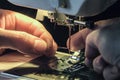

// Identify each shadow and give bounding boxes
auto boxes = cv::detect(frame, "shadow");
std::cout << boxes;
[4,53,105,80]
[5,55,60,76]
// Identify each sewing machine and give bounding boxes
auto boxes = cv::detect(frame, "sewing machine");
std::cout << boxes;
[0,0,104,80]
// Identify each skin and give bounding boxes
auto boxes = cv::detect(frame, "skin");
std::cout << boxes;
[0,9,57,57]
[67,18,120,80]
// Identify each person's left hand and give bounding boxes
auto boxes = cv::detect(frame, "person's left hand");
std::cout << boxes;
[0,9,57,57]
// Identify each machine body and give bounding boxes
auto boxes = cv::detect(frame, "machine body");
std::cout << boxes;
[8,0,118,28]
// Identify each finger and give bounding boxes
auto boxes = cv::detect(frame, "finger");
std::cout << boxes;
[0,9,47,39]
[14,10,58,56]
[0,29,56,56]
[93,55,107,74]
[103,66,120,80]
[15,17,57,56]
[44,40,58,57]
[85,30,100,67]
[3,9,54,50]
[67,28,92,51]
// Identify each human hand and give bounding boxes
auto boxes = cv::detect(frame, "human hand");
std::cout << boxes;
[67,19,120,80]
[0,9,57,57]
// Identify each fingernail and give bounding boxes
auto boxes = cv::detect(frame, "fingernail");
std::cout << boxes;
[34,40,47,53]
[24,54,31,58]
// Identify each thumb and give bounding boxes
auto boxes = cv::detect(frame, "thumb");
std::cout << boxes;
[67,28,92,51]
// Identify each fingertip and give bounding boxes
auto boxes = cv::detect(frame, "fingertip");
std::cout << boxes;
[34,39,58,57]
[34,39,47,54]
[66,28,92,51]
[93,56,107,74]
[66,33,85,51]
[85,58,93,67]
[45,41,58,57]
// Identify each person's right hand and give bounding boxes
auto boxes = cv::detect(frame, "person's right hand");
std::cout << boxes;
[67,19,120,80]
